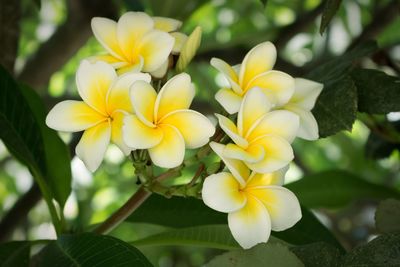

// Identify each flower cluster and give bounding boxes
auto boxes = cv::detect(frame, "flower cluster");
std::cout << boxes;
[46,12,214,171]
[202,42,323,248]
[45,11,323,250]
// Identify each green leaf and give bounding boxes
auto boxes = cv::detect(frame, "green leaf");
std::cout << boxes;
[286,170,400,209]
[320,0,342,34]
[0,241,30,267]
[36,233,153,267]
[20,85,72,207]
[204,243,304,267]
[312,76,357,137]
[131,225,240,249]
[128,195,343,250]
[342,232,400,266]
[273,207,344,252]
[0,65,46,176]
[290,242,342,267]
[375,199,400,234]
[128,195,226,227]
[307,42,377,137]
[351,68,400,114]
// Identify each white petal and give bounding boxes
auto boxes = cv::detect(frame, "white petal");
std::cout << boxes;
[239,41,277,88]
[228,196,271,249]
[210,142,249,186]
[107,72,151,114]
[139,30,175,72]
[153,17,182,32]
[210,58,241,94]
[130,80,157,127]
[290,78,323,110]
[238,87,271,137]
[247,110,300,143]
[202,172,246,213]
[75,121,111,172]
[150,59,169,78]
[215,88,243,115]
[284,104,319,140]
[110,111,131,155]
[76,60,117,115]
[117,12,154,60]
[245,71,295,107]
[155,73,194,121]
[91,17,124,60]
[223,143,265,164]
[246,135,294,173]
[248,186,302,231]
[247,167,288,188]
[46,100,105,132]
[122,115,163,149]
[170,32,188,54]
[148,125,185,168]
[160,110,215,148]
[215,114,248,148]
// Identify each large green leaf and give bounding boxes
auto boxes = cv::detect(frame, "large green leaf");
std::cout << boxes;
[351,68,400,114]
[375,199,400,234]
[0,241,30,267]
[128,195,226,227]
[312,76,357,137]
[273,207,344,251]
[20,85,71,207]
[307,42,377,137]
[290,242,342,267]
[36,233,152,267]
[131,225,240,249]
[320,0,342,34]
[204,243,304,267]
[0,65,46,175]
[342,232,400,266]
[127,195,343,250]
[286,170,400,209]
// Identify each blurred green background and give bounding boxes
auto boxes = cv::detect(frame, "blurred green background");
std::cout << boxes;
[1,0,399,266]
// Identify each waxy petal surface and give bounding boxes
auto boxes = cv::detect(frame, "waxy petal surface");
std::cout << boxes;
[202,172,246,213]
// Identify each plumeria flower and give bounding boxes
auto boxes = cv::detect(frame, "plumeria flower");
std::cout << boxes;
[281,78,323,140]
[202,142,301,249]
[211,41,295,114]
[91,12,174,74]
[46,60,151,172]
[123,73,215,168]
[215,87,299,173]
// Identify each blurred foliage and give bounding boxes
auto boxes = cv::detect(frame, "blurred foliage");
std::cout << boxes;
[0,0,400,266]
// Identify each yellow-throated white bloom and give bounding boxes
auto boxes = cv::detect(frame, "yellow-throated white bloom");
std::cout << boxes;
[211,41,295,114]
[215,87,299,173]
[202,142,301,249]
[123,73,215,168]
[91,12,175,74]
[282,78,323,140]
[46,60,150,172]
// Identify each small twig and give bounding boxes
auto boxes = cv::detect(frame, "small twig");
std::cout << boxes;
[188,163,205,187]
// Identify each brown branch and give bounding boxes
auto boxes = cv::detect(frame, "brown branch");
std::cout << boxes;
[0,184,41,242]
[347,0,400,51]
[18,0,118,92]
[0,0,21,74]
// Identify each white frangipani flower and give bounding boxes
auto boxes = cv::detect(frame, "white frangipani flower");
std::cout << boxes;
[202,142,301,249]
[123,73,215,168]
[91,12,175,74]
[46,60,151,171]
[215,87,299,173]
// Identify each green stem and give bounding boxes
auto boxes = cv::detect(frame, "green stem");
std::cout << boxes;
[31,169,62,236]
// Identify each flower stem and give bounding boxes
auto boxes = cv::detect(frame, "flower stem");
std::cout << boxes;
[93,186,152,235]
